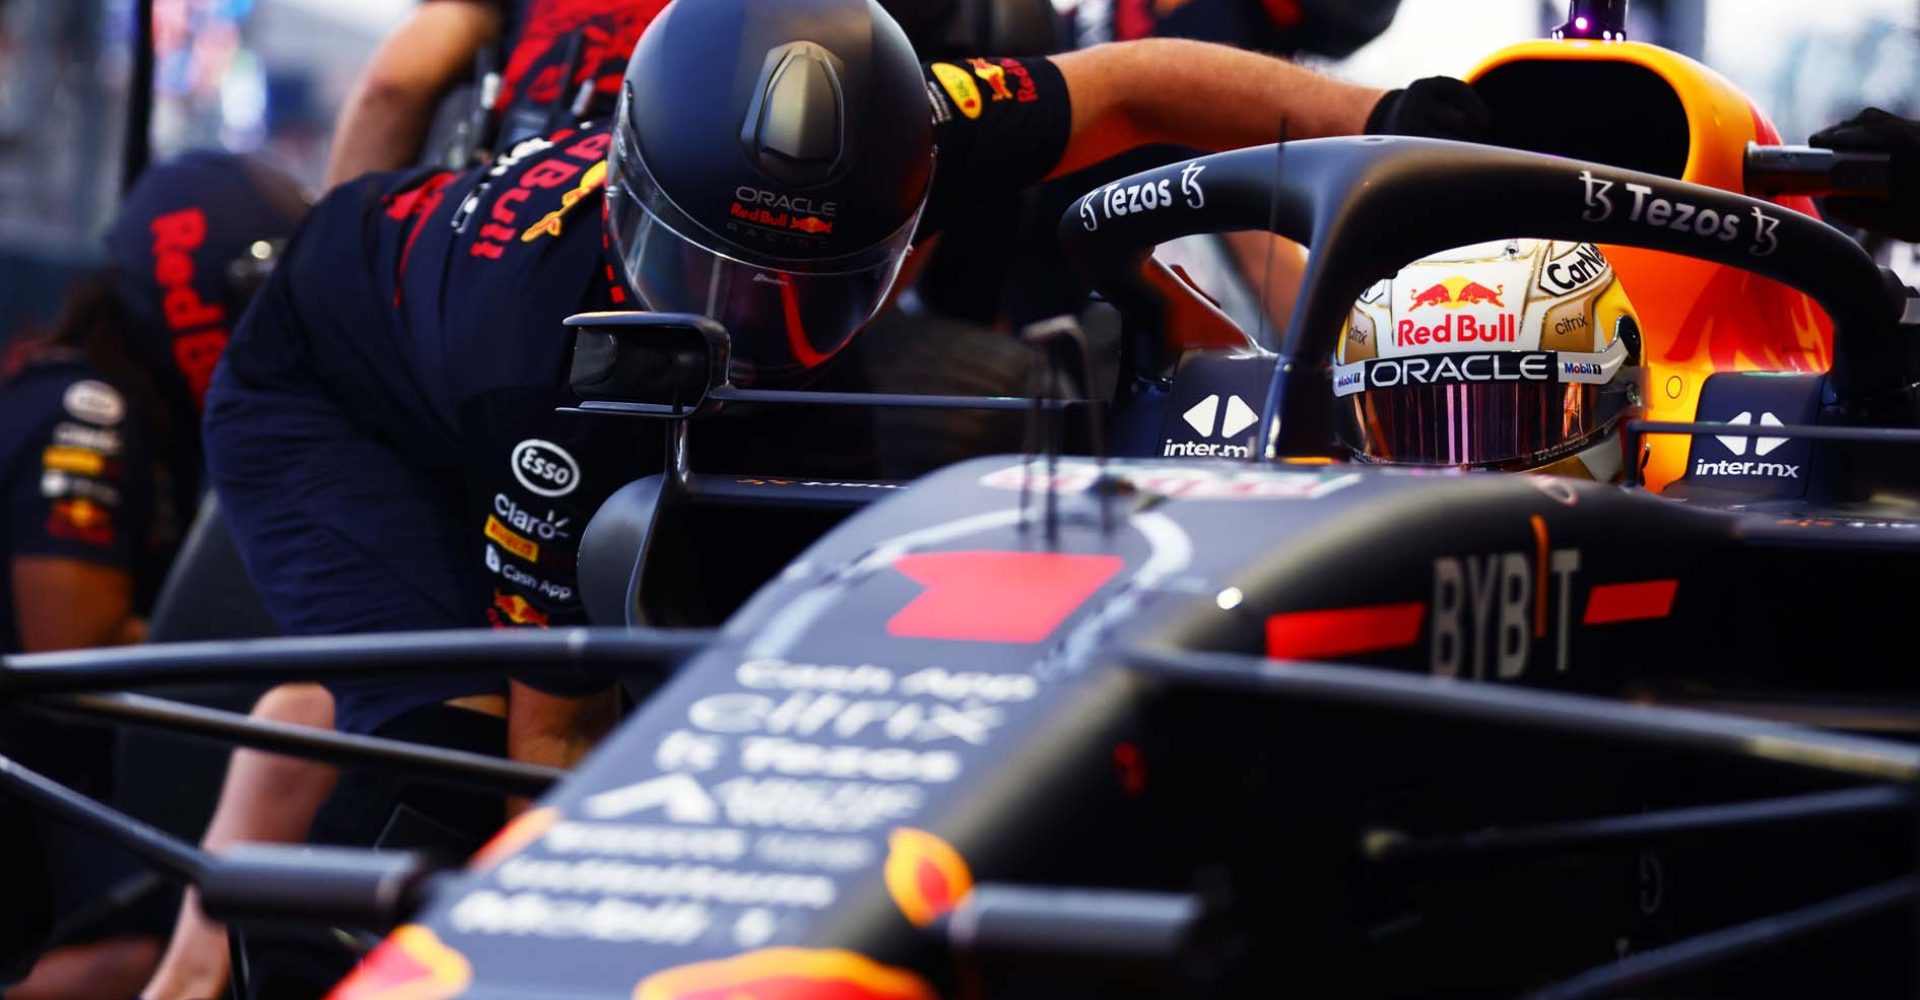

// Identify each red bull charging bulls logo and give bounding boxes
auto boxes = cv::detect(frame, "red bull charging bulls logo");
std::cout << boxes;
[1399,275,1517,348]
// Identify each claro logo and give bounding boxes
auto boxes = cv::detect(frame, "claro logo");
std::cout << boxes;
[735,187,837,218]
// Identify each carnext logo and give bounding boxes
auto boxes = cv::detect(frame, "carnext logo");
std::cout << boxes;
[1694,411,1800,479]
[1165,394,1258,458]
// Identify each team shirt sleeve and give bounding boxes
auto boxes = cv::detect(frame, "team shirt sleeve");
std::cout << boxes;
[5,378,154,574]
[919,56,1073,234]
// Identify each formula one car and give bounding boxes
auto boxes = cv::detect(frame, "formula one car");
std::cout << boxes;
[7,3,1920,998]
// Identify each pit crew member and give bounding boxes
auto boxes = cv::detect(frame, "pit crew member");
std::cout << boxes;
[0,151,305,1000]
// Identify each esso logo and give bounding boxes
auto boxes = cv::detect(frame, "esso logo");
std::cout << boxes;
[511,439,579,497]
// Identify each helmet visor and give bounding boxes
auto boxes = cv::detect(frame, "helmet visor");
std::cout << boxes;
[1332,340,1637,468]
[607,117,922,383]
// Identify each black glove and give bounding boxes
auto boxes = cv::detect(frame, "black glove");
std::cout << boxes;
[1364,76,1495,143]
[1810,107,1920,242]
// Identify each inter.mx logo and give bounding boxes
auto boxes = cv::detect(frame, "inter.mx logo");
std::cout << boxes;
[1164,394,1258,458]
[1694,411,1799,479]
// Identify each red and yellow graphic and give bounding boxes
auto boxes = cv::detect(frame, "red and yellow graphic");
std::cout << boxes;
[489,589,551,628]
[1407,276,1506,311]
[791,215,834,235]
[968,58,1012,101]
[883,827,973,928]
[324,925,471,1000]
[521,160,609,243]
[46,498,114,546]
[1468,40,1832,491]
[929,63,982,119]
[634,947,938,1000]
[484,514,539,562]
[41,446,105,477]
[1265,602,1426,660]
[469,806,557,871]
[886,550,1123,644]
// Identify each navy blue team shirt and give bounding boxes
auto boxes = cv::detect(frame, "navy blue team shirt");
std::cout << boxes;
[207,57,1072,735]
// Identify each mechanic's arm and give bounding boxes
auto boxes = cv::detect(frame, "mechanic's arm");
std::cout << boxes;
[1046,39,1382,178]
[11,559,137,651]
[324,0,503,187]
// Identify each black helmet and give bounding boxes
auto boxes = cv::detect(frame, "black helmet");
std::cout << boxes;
[608,0,935,383]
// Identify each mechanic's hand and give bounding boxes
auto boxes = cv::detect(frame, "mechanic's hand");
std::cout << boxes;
[1364,77,1494,143]
[1811,107,1920,242]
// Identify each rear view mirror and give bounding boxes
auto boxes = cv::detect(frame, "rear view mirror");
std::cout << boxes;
[566,311,731,417]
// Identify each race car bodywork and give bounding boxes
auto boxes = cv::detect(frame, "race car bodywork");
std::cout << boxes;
[1466,37,1833,491]
[332,131,1920,997]
[334,451,1920,998]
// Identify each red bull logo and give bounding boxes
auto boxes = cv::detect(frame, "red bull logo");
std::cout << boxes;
[633,947,937,1000]
[1408,276,1507,311]
[324,925,471,1000]
[1395,312,1519,348]
[968,58,1013,101]
[520,160,609,243]
[489,590,550,628]
[883,828,973,928]
[791,215,834,235]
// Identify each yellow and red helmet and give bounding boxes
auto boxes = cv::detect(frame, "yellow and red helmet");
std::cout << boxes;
[1464,40,1830,491]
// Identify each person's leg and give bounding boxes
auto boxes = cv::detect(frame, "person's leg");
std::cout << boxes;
[6,936,160,1000]
[138,684,335,1000]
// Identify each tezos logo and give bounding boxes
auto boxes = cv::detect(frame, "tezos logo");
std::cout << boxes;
[1079,160,1206,231]
[1578,169,1780,257]
[511,439,580,497]
[735,187,837,218]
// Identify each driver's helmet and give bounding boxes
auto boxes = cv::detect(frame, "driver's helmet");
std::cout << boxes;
[1333,239,1643,478]
[607,0,934,384]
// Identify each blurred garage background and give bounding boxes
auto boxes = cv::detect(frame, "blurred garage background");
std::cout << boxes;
[1,0,1915,342]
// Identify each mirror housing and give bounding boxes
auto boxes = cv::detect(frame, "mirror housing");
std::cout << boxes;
[566,311,731,418]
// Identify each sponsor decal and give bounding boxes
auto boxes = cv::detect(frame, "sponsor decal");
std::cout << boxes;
[494,855,837,909]
[62,381,124,425]
[885,550,1124,643]
[930,62,982,119]
[633,947,937,1000]
[1165,393,1258,458]
[41,446,106,477]
[545,822,749,863]
[486,545,575,601]
[1266,602,1426,660]
[755,833,874,872]
[994,57,1038,102]
[1332,352,1553,397]
[484,514,540,563]
[1395,311,1517,349]
[39,470,120,506]
[1408,276,1506,312]
[686,691,1004,746]
[494,494,571,540]
[735,478,904,490]
[1695,411,1798,479]
[1537,243,1610,296]
[729,203,835,236]
[468,807,559,871]
[52,422,121,455]
[489,589,551,628]
[47,498,114,545]
[448,889,710,943]
[739,737,961,784]
[149,210,230,405]
[736,658,1037,703]
[1578,169,1779,256]
[586,774,722,823]
[969,57,1013,100]
[519,160,609,243]
[924,81,954,125]
[1583,580,1678,625]
[1077,160,1205,231]
[883,828,972,928]
[510,439,580,497]
[321,924,470,1000]
[978,461,1360,501]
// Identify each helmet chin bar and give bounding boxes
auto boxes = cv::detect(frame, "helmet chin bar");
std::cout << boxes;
[1055,137,1908,463]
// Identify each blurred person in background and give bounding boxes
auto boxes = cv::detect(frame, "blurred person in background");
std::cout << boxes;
[0,151,306,1000]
